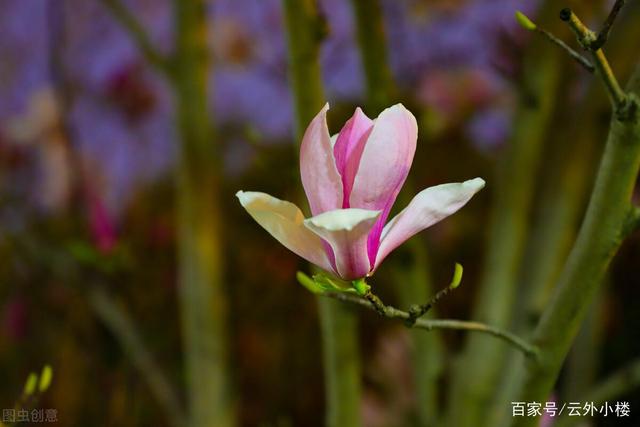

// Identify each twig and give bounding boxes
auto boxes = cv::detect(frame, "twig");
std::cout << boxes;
[515,11,594,73]
[98,0,170,73]
[560,8,628,110]
[87,287,184,427]
[325,292,538,358]
[536,27,595,72]
[592,0,627,50]
[405,263,463,326]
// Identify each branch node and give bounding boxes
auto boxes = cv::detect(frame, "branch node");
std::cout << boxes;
[560,8,627,110]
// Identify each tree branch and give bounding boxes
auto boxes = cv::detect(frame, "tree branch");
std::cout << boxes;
[592,0,628,50]
[560,8,627,111]
[98,0,170,73]
[515,11,594,72]
[87,286,184,427]
[324,292,538,358]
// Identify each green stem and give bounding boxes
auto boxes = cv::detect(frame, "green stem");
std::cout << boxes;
[350,0,395,113]
[173,1,234,426]
[394,244,442,427]
[349,2,441,424]
[318,299,362,427]
[488,86,602,427]
[448,6,563,424]
[512,68,640,427]
[282,2,362,426]
[87,287,184,427]
[560,8,627,109]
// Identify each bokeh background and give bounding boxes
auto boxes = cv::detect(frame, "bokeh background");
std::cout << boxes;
[1,0,639,426]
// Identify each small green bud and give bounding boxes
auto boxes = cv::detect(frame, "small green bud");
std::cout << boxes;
[450,263,464,289]
[515,11,536,31]
[39,365,53,393]
[23,372,38,396]
[351,278,370,296]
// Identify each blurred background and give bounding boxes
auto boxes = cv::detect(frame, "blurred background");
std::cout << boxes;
[1,0,639,426]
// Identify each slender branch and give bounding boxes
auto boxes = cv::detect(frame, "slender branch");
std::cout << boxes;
[592,0,627,50]
[560,8,627,110]
[535,27,594,72]
[405,263,463,326]
[98,0,170,72]
[87,287,184,427]
[325,292,538,358]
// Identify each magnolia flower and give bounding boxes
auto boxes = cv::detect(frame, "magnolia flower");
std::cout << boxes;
[237,104,484,280]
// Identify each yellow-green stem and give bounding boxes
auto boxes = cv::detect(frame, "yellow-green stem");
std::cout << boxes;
[282,1,362,426]
[448,6,563,424]
[173,1,234,426]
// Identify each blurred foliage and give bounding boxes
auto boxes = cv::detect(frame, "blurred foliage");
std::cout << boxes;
[0,0,639,426]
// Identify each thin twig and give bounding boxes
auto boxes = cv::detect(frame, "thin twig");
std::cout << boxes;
[98,0,170,73]
[535,27,595,72]
[592,0,627,51]
[87,287,185,427]
[325,292,538,358]
[560,8,627,110]
[405,263,463,326]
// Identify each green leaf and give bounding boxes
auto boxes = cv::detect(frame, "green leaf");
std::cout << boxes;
[38,365,53,393]
[23,372,38,396]
[515,11,537,31]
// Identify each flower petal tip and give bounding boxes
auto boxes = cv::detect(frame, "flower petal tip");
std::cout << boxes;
[464,178,486,191]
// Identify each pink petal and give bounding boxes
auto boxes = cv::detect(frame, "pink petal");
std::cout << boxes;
[333,107,374,208]
[236,191,336,275]
[373,178,485,270]
[300,103,344,215]
[304,208,380,280]
[348,104,418,264]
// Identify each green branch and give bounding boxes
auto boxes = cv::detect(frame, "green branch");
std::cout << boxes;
[448,5,564,424]
[350,0,395,113]
[560,8,627,110]
[512,58,640,426]
[323,291,538,358]
[282,2,362,426]
[88,287,184,427]
[172,1,234,426]
[592,0,628,50]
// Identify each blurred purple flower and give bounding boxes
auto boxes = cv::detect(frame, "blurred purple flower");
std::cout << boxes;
[467,107,512,150]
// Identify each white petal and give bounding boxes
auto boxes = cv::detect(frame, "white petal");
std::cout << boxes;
[374,178,485,270]
[304,209,380,280]
[236,191,334,273]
